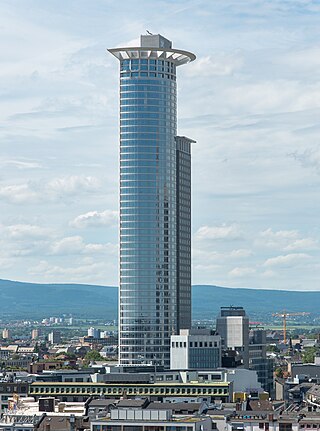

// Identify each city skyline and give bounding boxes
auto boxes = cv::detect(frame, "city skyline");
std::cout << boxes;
[1,0,320,291]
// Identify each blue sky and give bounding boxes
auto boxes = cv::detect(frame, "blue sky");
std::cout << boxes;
[1,0,320,290]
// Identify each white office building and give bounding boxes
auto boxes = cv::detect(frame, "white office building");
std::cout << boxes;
[170,329,221,370]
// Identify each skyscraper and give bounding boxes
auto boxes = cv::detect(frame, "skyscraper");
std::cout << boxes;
[108,34,195,367]
[216,306,250,368]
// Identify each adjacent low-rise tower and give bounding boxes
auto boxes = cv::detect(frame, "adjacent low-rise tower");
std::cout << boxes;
[108,34,195,367]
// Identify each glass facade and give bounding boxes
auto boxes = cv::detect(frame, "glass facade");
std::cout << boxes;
[176,137,193,331]
[109,35,195,367]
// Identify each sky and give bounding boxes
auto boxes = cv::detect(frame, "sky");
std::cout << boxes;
[1,0,320,290]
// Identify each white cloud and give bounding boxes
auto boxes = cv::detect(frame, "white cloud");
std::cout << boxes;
[46,175,101,195]
[0,175,102,205]
[193,263,222,272]
[187,53,243,77]
[217,80,320,115]
[230,249,252,258]
[83,242,118,255]
[284,238,318,251]
[195,224,241,241]
[263,253,310,267]
[261,269,277,278]
[281,46,320,72]
[0,257,14,269]
[28,256,117,284]
[5,224,51,240]
[260,228,299,241]
[229,267,256,277]
[50,236,85,255]
[0,184,39,204]
[50,235,117,256]
[0,159,42,169]
[257,228,318,252]
[70,209,118,228]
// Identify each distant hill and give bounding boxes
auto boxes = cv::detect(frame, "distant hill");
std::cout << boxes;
[0,279,319,320]
[0,279,117,319]
[192,285,320,319]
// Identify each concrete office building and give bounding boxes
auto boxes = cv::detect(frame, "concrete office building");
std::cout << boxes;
[31,329,39,340]
[91,404,212,431]
[48,331,61,345]
[109,34,195,367]
[170,329,221,370]
[216,306,249,368]
[87,328,101,339]
[2,329,11,340]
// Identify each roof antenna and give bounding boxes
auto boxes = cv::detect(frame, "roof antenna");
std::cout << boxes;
[146,30,153,35]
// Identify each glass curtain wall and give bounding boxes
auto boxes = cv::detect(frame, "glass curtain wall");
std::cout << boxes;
[119,58,177,366]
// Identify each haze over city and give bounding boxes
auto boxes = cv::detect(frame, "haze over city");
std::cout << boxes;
[1,0,320,290]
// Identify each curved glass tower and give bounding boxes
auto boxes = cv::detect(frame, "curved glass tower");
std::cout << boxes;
[109,34,195,367]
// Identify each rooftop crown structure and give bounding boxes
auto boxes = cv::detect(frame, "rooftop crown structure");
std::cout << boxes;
[108,34,195,368]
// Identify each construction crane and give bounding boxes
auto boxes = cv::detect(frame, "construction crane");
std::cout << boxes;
[272,311,310,344]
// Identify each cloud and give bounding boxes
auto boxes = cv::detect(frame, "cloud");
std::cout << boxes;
[0,159,42,169]
[230,249,252,258]
[28,258,116,284]
[46,175,101,195]
[50,235,117,256]
[284,238,318,251]
[192,247,253,266]
[50,236,85,255]
[263,253,310,267]
[70,209,118,228]
[0,175,102,204]
[0,257,14,269]
[260,228,298,241]
[256,228,299,249]
[229,267,256,277]
[291,147,320,174]
[0,184,39,204]
[0,224,51,258]
[5,224,51,240]
[195,224,241,241]
[257,228,317,252]
[261,269,277,278]
[281,46,320,72]
[187,53,243,77]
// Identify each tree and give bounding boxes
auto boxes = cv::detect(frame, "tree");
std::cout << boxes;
[267,345,280,353]
[302,347,318,364]
[275,367,284,378]
[84,350,104,363]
